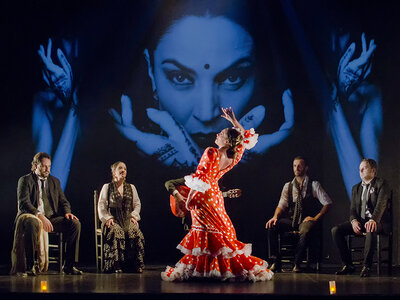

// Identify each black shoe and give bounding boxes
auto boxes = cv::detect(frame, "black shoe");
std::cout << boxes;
[335,264,355,275]
[134,268,143,273]
[292,264,302,273]
[360,266,370,278]
[269,263,282,273]
[63,266,83,275]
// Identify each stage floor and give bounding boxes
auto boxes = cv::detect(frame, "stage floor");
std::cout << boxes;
[0,265,399,299]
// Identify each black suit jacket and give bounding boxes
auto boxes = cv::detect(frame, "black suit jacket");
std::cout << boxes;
[349,177,390,225]
[16,172,71,220]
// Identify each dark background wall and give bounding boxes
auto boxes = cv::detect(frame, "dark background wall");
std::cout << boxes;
[1,0,399,268]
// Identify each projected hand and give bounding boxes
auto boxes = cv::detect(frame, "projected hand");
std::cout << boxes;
[38,38,73,101]
[337,33,376,98]
[110,95,202,168]
[242,89,294,158]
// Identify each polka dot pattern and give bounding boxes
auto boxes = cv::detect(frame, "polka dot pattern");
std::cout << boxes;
[162,130,273,282]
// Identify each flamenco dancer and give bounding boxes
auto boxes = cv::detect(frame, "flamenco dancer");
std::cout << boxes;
[162,107,273,282]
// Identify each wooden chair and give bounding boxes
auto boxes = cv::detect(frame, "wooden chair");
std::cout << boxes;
[278,230,322,271]
[48,232,64,273]
[93,190,104,272]
[267,225,323,272]
[348,191,393,276]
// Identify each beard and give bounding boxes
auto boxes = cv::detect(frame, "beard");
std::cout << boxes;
[39,172,50,178]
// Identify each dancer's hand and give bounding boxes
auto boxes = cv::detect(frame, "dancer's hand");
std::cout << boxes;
[110,95,202,168]
[221,107,243,131]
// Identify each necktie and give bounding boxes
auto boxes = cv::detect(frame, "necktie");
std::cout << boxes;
[361,184,369,220]
[41,179,53,217]
[292,181,303,228]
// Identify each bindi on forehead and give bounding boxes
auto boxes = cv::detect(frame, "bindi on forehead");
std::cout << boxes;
[204,64,210,70]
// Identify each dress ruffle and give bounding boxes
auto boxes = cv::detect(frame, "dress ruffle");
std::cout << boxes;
[161,256,272,282]
[184,175,211,193]
[161,227,273,282]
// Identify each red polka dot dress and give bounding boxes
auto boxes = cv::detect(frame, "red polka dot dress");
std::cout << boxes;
[161,129,273,282]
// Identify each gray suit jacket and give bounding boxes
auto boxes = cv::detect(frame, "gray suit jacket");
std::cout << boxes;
[16,172,71,221]
[349,177,390,225]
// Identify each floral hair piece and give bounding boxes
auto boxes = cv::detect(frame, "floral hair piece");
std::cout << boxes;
[232,127,258,150]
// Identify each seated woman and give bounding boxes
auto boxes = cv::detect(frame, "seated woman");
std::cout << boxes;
[98,161,145,273]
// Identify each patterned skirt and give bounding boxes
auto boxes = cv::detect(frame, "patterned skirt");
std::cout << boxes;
[103,221,145,272]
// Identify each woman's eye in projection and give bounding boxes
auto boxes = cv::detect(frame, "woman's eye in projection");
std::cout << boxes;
[164,69,195,89]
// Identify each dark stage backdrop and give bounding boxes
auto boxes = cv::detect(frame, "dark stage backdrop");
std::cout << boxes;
[1,0,399,268]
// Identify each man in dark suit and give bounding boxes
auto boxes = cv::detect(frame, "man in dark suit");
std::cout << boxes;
[332,158,391,277]
[13,152,82,275]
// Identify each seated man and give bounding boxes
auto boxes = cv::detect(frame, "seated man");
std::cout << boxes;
[11,152,82,276]
[265,156,332,272]
[331,158,391,277]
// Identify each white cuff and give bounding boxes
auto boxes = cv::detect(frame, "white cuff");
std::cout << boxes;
[184,175,211,193]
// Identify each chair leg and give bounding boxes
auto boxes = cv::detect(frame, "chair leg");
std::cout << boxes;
[95,236,99,272]
[377,235,381,276]
[100,236,104,272]
[277,233,281,263]
[59,233,63,273]
[388,234,393,276]
[267,230,271,260]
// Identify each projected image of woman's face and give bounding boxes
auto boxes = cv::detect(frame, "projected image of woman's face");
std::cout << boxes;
[149,16,255,140]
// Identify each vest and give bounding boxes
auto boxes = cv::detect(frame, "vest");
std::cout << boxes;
[287,179,322,222]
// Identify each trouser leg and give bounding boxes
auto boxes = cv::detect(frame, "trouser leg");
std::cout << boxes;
[267,218,294,263]
[362,222,386,268]
[331,221,354,266]
[363,231,378,267]
[23,218,40,269]
[50,216,81,267]
[294,220,317,265]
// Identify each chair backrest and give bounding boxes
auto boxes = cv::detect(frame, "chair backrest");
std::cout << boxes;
[386,189,393,234]
[93,189,104,272]
[388,190,393,224]
[94,190,101,230]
